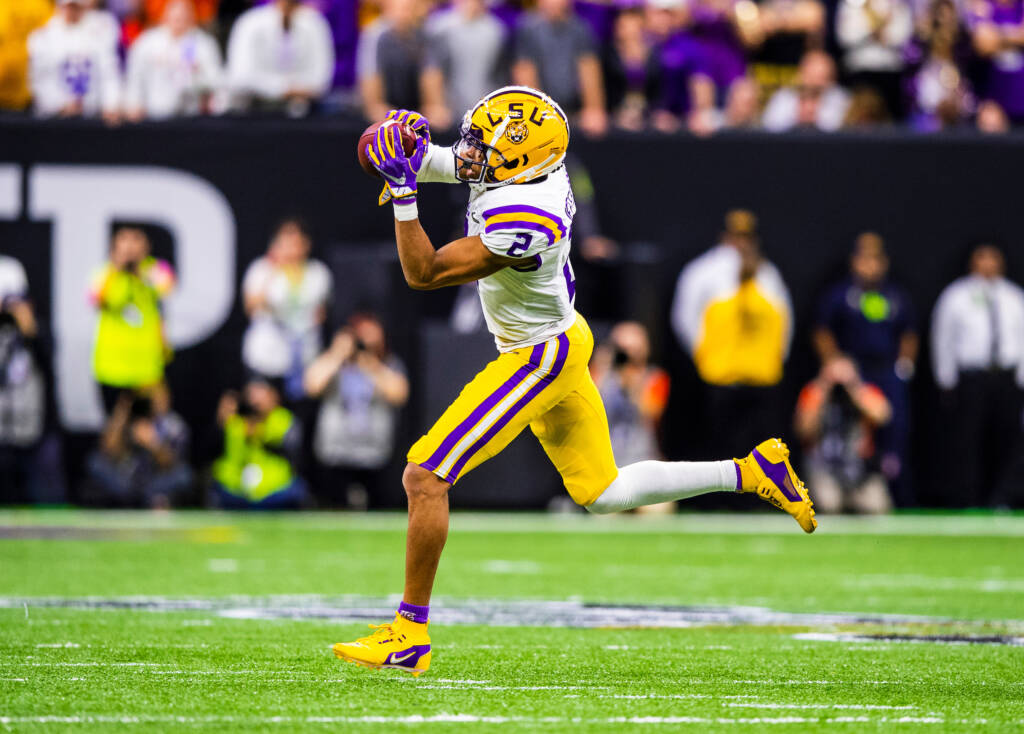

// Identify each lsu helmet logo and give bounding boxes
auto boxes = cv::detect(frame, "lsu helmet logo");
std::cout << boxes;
[453,86,570,186]
[505,120,530,144]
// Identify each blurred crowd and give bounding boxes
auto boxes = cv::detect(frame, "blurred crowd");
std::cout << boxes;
[5,0,1024,132]
[6,205,1022,513]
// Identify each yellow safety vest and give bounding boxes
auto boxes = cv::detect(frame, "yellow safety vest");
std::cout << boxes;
[694,279,788,387]
[90,258,170,388]
[213,408,296,502]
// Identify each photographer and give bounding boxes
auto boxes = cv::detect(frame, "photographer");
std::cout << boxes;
[89,227,176,415]
[0,255,63,503]
[304,314,409,508]
[211,377,308,509]
[590,322,670,511]
[794,355,893,514]
[83,384,192,508]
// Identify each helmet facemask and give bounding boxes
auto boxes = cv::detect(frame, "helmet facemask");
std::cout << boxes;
[453,119,508,184]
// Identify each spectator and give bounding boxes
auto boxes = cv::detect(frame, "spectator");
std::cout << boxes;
[836,0,914,118]
[762,49,850,131]
[689,0,753,106]
[123,0,224,121]
[421,0,506,130]
[602,6,661,131]
[591,321,673,513]
[304,313,409,508]
[0,257,64,504]
[670,209,793,457]
[795,355,893,514]
[742,0,826,99]
[28,0,121,121]
[591,321,671,467]
[211,377,308,509]
[355,0,394,121]
[0,0,52,111]
[83,0,122,52]
[905,0,974,131]
[976,97,1011,131]
[969,0,1024,124]
[650,0,718,134]
[226,0,334,116]
[842,85,892,127]
[90,227,176,416]
[814,232,918,503]
[512,0,609,136]
[305,0,361,95]
[931,244,1024,507]
[241,218,333,402]
[359,0,429,122]
[83,385,192,508]
[720,74,762,128]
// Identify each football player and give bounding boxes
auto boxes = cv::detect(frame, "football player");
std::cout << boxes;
[332,87,816,677]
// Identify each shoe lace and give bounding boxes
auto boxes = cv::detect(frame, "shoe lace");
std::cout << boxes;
[359,623,397,644]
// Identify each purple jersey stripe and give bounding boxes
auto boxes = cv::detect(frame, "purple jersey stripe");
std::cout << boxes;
[447,332,570,480]
[482,204,566,238]
[424,343,546,470]
[484,220,559,245]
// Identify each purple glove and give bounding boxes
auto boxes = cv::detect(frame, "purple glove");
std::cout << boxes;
[386,109,431,144]
[367,122,427,205]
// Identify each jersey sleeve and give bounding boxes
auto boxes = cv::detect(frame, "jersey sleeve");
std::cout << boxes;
[417,143,459,184]
[478,204,567,258]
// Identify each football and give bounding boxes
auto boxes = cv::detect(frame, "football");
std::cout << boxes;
[357,120,419,179]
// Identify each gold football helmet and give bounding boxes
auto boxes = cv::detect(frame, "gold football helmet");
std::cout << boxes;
[453,86,570,186]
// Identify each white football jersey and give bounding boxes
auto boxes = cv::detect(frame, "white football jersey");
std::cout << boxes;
[419,144,577,351]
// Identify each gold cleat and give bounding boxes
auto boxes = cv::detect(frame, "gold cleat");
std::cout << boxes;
[332,614,431,676]
[735,438,817,533]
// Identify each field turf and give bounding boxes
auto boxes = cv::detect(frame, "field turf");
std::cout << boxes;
[2,510,1023,732]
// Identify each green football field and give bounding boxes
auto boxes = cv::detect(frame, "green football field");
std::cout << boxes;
[2,509,1024,732]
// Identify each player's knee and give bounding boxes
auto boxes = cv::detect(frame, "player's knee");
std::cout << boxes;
[581,475,620,515]
[402,462,449,502]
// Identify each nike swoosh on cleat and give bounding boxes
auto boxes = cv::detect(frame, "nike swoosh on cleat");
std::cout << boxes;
[390,651,417,664]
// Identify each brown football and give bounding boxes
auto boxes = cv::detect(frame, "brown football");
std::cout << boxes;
[357,120,418,178]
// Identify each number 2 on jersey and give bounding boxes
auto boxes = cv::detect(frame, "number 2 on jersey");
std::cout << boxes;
[505,233,533,257]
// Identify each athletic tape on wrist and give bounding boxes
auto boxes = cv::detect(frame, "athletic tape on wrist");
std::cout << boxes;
[392,197,418,221]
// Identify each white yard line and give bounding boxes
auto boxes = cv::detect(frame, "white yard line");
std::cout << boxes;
[725,704,917,710]
[0,714,981,725]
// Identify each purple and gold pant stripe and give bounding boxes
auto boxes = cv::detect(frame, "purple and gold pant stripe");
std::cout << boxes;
[421,333,570,483]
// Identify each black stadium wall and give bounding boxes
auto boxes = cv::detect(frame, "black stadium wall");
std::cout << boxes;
[2,117,1022,508]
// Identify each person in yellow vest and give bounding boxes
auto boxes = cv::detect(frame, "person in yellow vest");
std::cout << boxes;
[89,227,176,415]
[670,209,793,457]
[0,0,52,111]
[211,377,308,509]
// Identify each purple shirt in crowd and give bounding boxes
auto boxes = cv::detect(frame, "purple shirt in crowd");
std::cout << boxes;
[971,0,1024,118]
[689,7,746,92]
[657,31,710,115]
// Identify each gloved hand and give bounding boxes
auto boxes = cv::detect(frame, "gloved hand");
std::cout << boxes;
[385,108,431,144]
[367,120,428,207]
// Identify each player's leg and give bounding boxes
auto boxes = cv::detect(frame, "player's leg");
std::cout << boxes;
[531,374,737,509]
[533,368,816,532]
[333,334,576,675]
[401,463,450,606]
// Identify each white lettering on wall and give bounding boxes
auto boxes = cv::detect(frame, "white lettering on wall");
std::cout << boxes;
[0,165,19,217]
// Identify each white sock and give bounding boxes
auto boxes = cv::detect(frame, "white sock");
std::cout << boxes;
[585,460,737,514]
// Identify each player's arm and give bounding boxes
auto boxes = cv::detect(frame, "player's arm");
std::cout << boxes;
[395,222,517,290]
